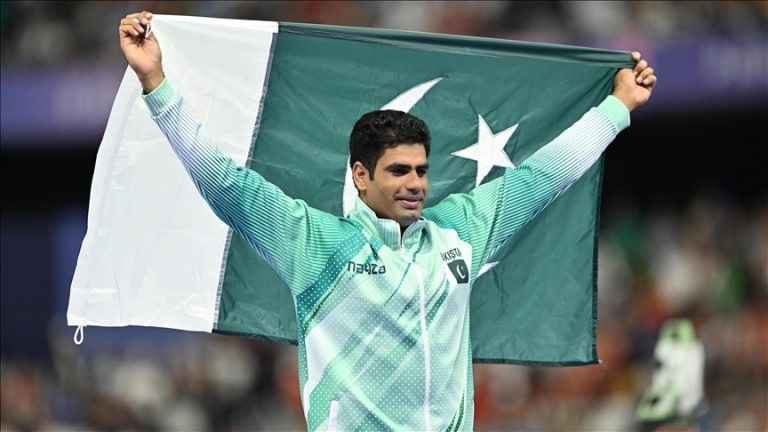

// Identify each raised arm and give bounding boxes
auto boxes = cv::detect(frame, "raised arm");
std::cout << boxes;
[427,53,656,272]
[119,12,354,294]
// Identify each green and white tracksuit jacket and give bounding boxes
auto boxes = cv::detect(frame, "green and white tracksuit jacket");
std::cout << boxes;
[144,80,629,431]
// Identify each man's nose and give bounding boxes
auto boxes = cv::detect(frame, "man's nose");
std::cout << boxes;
[405,171,425,193]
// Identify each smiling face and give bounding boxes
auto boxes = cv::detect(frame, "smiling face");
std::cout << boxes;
[353,143,429,229]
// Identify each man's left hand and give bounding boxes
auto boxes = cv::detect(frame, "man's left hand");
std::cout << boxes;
[613,51,657,112]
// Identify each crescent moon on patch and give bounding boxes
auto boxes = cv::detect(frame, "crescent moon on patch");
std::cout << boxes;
[342,77,444,216]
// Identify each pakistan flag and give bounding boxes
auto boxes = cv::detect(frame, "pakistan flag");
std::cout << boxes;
[69,15,633,364]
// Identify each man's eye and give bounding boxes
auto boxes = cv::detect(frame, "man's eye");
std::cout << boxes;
[391,169,409,176]
[417,168,428,176]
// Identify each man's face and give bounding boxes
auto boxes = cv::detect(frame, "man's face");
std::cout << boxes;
[353,143,429,229]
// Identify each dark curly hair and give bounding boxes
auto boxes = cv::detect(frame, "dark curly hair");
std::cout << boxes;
[349,110,431,179]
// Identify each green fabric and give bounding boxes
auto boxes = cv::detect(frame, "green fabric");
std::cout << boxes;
[215,22,634,364]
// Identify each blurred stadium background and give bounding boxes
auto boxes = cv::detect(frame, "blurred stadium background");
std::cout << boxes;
[1,1,766,431]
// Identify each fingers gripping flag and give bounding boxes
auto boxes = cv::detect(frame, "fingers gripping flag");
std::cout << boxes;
[69,15,633,364]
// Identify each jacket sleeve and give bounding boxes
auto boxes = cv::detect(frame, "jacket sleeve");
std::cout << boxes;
[425,96,630,278]
[143,80,353,295]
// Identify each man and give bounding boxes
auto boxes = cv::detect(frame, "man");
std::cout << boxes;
[120,10,656,431]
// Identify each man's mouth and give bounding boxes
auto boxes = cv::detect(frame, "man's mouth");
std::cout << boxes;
[396,197,423,210]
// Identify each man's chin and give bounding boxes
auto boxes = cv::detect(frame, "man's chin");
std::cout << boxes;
[395,209,422,228]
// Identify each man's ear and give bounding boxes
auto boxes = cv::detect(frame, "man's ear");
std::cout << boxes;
[351,161,369,192]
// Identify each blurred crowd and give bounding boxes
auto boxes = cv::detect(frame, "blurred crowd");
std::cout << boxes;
[1,1,767,67]
[1,1,767,431]
[2,197,766,431]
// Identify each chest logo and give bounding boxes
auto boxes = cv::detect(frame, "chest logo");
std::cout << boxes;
[446,260,469,284]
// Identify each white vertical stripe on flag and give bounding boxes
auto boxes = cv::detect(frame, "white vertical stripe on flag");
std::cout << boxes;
[68,16,278,331]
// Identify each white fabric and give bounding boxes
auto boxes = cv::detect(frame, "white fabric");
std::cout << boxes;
[68,15,277,331]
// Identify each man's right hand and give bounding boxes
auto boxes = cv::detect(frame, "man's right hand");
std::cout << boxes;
[119,11,164,93]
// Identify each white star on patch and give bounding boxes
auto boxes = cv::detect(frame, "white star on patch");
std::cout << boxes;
[452,115,519,187]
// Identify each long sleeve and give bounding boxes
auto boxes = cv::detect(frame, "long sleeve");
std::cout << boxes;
[425,96,630,276]
[143,80,355,295]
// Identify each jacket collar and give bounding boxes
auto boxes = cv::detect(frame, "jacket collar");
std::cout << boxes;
[348,197,426,250]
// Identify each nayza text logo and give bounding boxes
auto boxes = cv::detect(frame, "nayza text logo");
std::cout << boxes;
[347,261,386,275]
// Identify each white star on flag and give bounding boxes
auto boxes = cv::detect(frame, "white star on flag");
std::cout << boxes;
[452,115,519,186]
